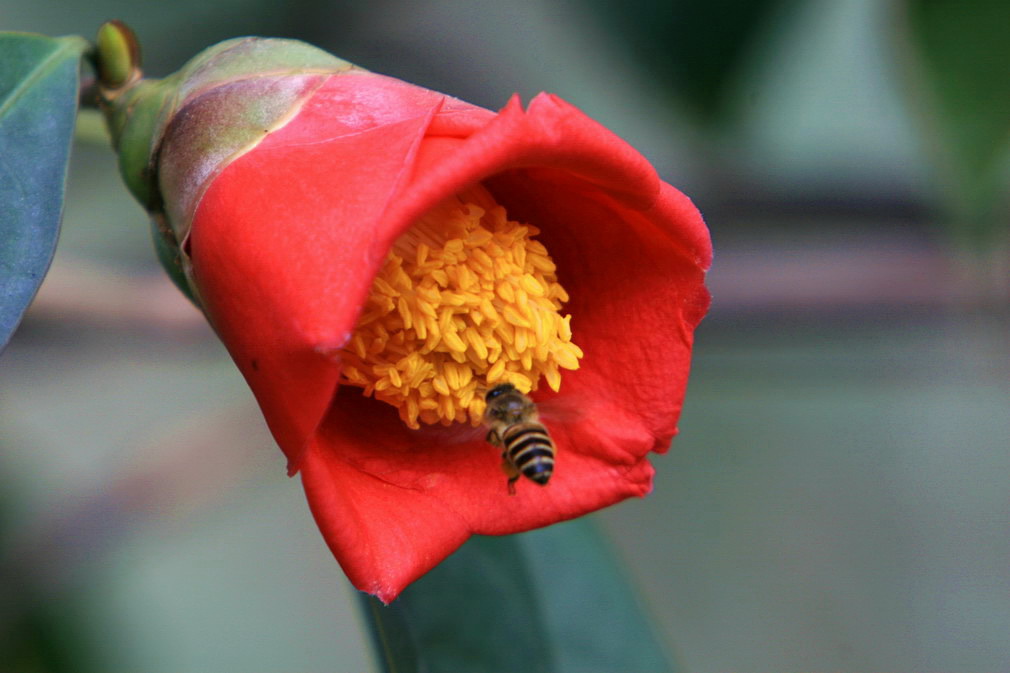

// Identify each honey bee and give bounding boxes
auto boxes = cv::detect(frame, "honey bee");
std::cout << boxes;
[483,383,555,495]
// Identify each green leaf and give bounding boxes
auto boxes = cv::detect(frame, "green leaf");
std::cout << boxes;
[361,519,676,673]
[519,519,676,672]
[901,0,1010,249]
[0,32,89,352]
[585,0,797,126]
[361,533,554,673]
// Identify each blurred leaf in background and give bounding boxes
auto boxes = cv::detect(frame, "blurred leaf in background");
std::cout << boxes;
[0,477,100,673]
[584,0,798,128]
[899,0,1010,255]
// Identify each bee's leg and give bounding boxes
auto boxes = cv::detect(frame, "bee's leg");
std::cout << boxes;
[486,429,501,447]
[501,455,520,496]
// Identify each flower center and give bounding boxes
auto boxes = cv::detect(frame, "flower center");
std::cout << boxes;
[339,183,583,429]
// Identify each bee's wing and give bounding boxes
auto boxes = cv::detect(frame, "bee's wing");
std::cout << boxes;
[531,395,583,425]
[398,395,578,447]
[403,421,489,447]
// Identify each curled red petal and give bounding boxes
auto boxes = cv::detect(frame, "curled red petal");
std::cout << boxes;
[189,74,471,473]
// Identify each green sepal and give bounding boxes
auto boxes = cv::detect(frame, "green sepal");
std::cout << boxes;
[102,35,355,225]
[104,76,178,210]
[96,27,359,300]
[150,213,197,305]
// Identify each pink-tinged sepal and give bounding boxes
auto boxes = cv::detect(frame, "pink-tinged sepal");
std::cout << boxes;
[96,25,359,300]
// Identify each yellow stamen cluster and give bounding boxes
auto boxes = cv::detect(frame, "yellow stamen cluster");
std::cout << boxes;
[339,184,583,429]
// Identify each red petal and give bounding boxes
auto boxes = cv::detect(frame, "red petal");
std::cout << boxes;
[301,386,654,603]
[188,73,710,601]
[189,73,490,473]
[303,92,710,599]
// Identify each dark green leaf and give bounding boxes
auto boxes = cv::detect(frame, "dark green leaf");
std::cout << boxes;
[0,473,102,673]
[361,534,554,673]
[902,0,1010,248]
[361,519,676,673]
[520,519,676,673]
[585,0,797,126]
[0,32,89,352]
[905,0,1010,181]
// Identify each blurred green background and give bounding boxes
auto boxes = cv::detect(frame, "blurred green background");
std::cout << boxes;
[2,0,1008,671]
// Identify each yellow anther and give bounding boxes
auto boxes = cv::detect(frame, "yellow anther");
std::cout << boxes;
[554,345,580,370]
[444,362,461,391]
[480,298,499,321]
[559,314,573,341]
[351,334,367,359]
[515,328,528,353]
[457,265,476,291]
[486,358,506,382]
[372,276,397,297]
[440,395,455,421]
[438,309,454,336]
[423,323,440,352]
[397,297,412,329]
[442,292,467,306]
[405,397,420,426]
[464,327,489,361]
[432,376,451,396]
[529,254,556,273]
[418,300,438,319]
[503,305,531,329]
[504,371,533,392]
[418,285,441,304]
[521,274,545,297]
[413,316,427,341]
[442,330,467,353]
[471,247,494,270]
[532,312,548,346]
[497,281,515,303]
[544,365,562,392]
[465,227,493,247]
[338,184,583,428]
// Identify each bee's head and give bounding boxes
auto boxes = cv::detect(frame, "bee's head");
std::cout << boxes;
[485,383,516,402]
[484,383,534,424]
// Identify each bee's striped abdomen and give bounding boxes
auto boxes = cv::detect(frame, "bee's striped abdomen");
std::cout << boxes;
[502,422,555,485]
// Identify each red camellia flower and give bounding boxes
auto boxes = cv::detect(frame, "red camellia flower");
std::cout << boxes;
[101,32,711,602]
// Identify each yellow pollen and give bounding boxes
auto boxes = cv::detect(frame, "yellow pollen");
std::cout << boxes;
[339,183,583,429]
